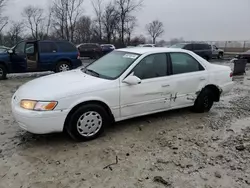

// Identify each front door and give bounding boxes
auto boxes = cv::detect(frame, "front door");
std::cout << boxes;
[168,52,208,108]
[10,41,27,73]
[120,53,172,118]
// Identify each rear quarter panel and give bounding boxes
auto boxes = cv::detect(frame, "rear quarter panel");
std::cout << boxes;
[207,65,233,87]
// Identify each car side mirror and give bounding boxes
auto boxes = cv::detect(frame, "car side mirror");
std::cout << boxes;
[123,75,141,85]
[8,49,14,54]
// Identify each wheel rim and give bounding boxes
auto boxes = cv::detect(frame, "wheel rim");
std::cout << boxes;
[204,96,209,108]
[0,67,3,77]
[77,111,102,137]
[59,63,70,72]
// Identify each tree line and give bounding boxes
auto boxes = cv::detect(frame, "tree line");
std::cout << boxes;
[0,0,165,47]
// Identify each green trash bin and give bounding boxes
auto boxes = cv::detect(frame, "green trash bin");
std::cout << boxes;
[233,59,247,75]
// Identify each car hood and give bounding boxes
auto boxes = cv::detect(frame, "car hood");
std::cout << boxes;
[14,69,112,100]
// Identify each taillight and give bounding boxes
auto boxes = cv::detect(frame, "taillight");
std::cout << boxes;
[77,51,80,59]
[230,72,233,77]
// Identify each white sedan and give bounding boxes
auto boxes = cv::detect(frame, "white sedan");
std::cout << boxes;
[11,48,234,141]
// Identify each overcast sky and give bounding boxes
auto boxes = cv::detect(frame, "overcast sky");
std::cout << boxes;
[3,0,250,41]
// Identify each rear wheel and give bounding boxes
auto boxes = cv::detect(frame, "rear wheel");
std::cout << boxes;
[218,52,223,59]
[0,64,7,80]
[193,88,214,113]
[66,104,109,141]
[55,61,71,73]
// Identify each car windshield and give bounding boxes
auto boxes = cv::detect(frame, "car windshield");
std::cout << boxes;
[82,51,140,80]
[170,43,187,48]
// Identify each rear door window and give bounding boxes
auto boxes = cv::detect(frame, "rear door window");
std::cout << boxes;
[57,41,77,52]
[40,42,57,53]
[170,52,204,75]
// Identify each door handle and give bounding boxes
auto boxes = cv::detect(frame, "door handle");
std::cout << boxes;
[200,77,206,81]
[162,84,170,87]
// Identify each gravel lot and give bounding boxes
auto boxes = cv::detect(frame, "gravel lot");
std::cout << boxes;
[0,60,250,188]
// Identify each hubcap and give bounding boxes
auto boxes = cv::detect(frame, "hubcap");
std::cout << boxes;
[204,96,209,108]
[0,68,3,77]
[59,64,70,72]
[77,111,102,137]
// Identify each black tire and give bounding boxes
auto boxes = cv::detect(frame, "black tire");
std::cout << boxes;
[193,88,214,113]
[218,52,223,59]
[55,61,71,73]
[66,104,109,141]
[0,64,7,80]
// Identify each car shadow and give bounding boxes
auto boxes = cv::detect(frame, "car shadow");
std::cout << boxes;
[14,107,199,147]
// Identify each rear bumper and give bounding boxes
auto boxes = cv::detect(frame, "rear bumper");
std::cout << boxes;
[220,82,234,95]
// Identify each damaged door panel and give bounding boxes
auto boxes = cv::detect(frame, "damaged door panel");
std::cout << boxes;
[169,72,208,108]
[120,78,172,117]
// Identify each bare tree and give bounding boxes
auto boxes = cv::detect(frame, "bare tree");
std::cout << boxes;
[22,5,45,40]
[102,3,119,43]
[45,6,53,37]
[146,20,164,44]
[74,15,92,44]
[115,0,143,46]
[0,0,8,33]
[51,0,84,42]
[124,16,136,45]
[92,0,103,41]
[7,21,24,45]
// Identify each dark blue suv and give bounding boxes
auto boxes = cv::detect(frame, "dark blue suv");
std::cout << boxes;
[0,40,82,80]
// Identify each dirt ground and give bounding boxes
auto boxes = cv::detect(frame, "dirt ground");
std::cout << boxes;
[0,60,250,188]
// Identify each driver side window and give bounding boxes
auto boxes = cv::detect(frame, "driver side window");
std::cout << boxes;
[15,42,25,53]
[133,53,167,80]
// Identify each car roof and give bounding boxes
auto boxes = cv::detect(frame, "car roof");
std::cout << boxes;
[116,47,190,54]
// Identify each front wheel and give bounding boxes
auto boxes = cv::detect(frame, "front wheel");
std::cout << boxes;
[0,64,7,80]
[193,88,214,113]
[66,104,109,141]
[55,61,71,73]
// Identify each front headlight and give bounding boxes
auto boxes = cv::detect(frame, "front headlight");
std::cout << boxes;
[20,100,58,111]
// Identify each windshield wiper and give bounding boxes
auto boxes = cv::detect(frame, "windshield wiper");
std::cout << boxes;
[84,69,100,77]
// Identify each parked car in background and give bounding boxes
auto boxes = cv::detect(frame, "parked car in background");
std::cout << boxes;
[170,42,212,61]
[101,44,115,55]
[0,40,82,80]
[77,43,102,59]
[138,44,156,47]
[211,45,224,59]
[11,47,233,141]
[235,50,250,63]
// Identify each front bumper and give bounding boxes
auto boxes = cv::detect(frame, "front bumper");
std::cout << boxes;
[11,102,70,134]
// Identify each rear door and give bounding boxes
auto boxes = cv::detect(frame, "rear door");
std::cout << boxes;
[193,44,204,57]
[10,41,27,73]
[38,42,58,71]
[168,52,208,108]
